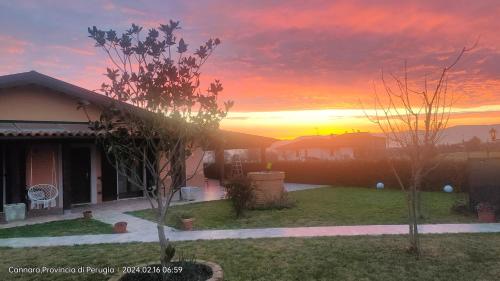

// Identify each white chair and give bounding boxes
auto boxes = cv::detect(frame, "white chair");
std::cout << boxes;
[28,184,58,209]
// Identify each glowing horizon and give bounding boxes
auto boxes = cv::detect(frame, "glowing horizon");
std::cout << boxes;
[221,105,500,139]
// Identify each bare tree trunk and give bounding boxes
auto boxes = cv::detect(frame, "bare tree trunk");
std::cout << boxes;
[409,185,420,257]
[155,179,170,281]
[408,169,421,257]
[416,190,424,219]
[156,222,168,281]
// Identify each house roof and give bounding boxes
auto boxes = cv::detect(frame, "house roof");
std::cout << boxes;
[0,71,277,145]
[215,130,278,149]
[0,121,98,138]
[0,71,115,105]
[276,132,385,150]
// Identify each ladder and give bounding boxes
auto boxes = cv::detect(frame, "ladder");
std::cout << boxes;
[230,154,244,178]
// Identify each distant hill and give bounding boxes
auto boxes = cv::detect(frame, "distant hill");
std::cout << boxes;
[373,124,500,146]
[269,124,500,150]
[439,124,500,144]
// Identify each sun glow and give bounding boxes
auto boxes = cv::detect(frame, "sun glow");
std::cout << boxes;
[220,105,500,139]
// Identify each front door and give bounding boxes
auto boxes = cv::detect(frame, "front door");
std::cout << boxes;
[70,147,91,204]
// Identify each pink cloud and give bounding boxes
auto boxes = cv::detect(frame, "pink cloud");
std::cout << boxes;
[0,35,30,55]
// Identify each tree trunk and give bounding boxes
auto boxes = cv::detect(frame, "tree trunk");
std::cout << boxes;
[407,166,421,257]
[408,185,420,257]
[416,190,424,219]
[158,223,168,281]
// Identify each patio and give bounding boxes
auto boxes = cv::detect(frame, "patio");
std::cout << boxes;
[0,180,326,228]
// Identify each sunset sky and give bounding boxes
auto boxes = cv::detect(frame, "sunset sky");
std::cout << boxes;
[1,0,500,139]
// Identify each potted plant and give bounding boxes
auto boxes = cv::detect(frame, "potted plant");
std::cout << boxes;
[82,210,92,219]
[113,221,128,233]
[476,202,497,222]
[178,211,195,231]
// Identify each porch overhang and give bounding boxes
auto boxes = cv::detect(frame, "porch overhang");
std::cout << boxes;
[0,121,98,139]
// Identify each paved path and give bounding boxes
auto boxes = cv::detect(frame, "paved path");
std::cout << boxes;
[5,182,495,249]
[285,183,327,192]
[0,181,325,229]
[1,223,499,248]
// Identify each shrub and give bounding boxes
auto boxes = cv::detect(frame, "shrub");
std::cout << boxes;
[251,193,297,210]
[224,176,255,218]
[451,199,472,215]
[176,211,194,220]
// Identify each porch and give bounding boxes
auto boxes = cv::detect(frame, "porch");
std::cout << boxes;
[0,133,146,222]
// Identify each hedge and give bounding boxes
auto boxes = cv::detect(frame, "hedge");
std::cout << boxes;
[204,159,468,192]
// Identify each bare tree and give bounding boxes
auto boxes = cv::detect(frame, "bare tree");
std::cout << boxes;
[366,44,475,256]
[86,21,232,278]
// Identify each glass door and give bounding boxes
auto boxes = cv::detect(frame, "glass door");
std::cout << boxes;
[117,160,144,199]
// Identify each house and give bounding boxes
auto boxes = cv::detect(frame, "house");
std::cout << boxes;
[273,132,386,161]
[0,71,205,218]
[204,130,277,181]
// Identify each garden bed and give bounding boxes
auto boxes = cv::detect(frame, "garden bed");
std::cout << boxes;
[0,218,114,238]
[110,261,216,281]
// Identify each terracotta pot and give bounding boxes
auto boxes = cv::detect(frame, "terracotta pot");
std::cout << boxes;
[182,218,194,231]
[83,210,93,219]
[113,221,128,233]
[478,210,496,223]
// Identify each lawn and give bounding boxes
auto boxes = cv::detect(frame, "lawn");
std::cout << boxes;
[0,234,499,281]
[128,187,476,230]
[0,219,114,238]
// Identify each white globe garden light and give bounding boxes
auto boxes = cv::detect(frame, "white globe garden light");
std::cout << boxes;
[376,182,384,189]
[443,185,453,193]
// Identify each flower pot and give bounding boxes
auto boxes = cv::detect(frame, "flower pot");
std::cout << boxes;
[182,218,194,231]
[113,221,128,233]
[478,210,496,223]
[83,210,93,219]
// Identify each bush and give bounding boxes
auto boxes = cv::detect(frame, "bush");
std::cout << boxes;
[224,176,255,218]
[176,211,193,220]
[251,193,297,210]
[451,199,472,215]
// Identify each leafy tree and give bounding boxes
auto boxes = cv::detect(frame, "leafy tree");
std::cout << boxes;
[86,21,232,276]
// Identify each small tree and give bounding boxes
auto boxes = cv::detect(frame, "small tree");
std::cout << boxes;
[366,44,475,256]
[465,136,482,152]
[86,21,232,275]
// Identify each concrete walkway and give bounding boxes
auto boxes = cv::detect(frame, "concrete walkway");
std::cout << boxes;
[5,182,496,249]
[1,223,499,248]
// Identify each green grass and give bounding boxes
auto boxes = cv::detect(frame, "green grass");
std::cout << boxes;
[1,234,499,280]
[129,187,476,230]
[0,219,114,238]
